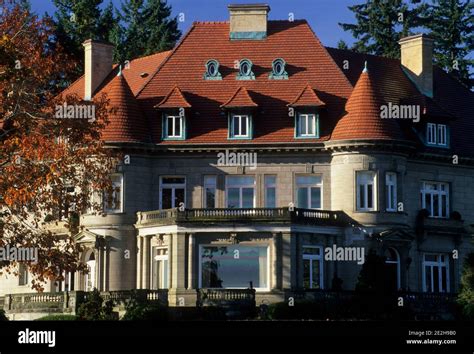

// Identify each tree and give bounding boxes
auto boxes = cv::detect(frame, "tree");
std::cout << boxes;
[423,0,473,89]
[339,0,427,58]
[114,0,181,63]
[53,0,118,74]
[77,288,115,320]
[458,253,474,319]
[337,40,349,50]
[0,2,119,291]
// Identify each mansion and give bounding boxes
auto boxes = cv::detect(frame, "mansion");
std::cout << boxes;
[1,4,473,318]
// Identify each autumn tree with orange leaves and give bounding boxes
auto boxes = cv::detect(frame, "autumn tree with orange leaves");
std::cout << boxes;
[0,1,119,291]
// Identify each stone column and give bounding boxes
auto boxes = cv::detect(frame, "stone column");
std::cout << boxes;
[187,234,195,289]
[142,235,151,289]
[136,236,143,289]
[282,232,292,289]
[96,247,102,291]
[169,232,197,306]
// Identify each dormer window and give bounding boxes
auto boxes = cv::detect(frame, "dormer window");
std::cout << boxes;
[163,113,185,140]
[426,123,448,147]
[237,59,255,80]
[295,112,319,138]
[269,58,288,80]
[229,113,252,139]
[204,59,222,80]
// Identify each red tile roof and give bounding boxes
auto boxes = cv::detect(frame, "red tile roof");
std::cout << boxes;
[138,20,354,144]
[221,86,258,108]
[332,68,405,141]
[156,85,192,109]
[288,84,325,107]
[96,74,149,143]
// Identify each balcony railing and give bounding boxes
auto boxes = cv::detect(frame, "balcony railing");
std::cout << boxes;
[197,288,256,308]
[137,207,350,227]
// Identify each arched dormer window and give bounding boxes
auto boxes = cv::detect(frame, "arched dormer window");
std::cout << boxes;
[204,59,222,80]
[269,58,288,80]
[236,59,255,80]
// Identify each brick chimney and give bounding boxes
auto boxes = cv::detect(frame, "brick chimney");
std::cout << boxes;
[398,34,434,98]
[82,39,114,100]
[228,3,270,40]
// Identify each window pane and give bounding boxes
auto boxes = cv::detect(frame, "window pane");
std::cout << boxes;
[174,188,185,208]
[162,177,185,184]
[433,266,439,292]
[161,189,172,209]
[205,188,215,208]
[303,247,320,255]
[240,116,248,136]
[227,188,240,208]
[204,176,216,186]
[303,259,310,288]
[227,176,255,185]
[265,175,276,185]
[265,187,276,208]
[310,187,321,209]
[425,266,432,292]
[297,187,308,208]
[441,267,447,292]
[367,184,373,209]
[242,188,254,208]
[359,185,365,209]
[312,261,321,289]
[441,194,447,217]
[174,117,181,136]
[307,115,314,135]
[425,254,437,262]
[201,246,268,288]
[296,176,321,185]
[433,194,439,217]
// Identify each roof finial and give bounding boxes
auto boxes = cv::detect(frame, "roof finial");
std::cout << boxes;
[363,61,368,73]
[117,64,122,77]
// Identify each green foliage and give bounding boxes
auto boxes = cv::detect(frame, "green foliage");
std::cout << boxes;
[355,249,387,293]
[77,288,115,320]
[458,253,474,319]
[0,309,8,321]
[35,314,77,320]
[339,0,427,58]
[422,0,473,88]
[113,0,181,63]
[53,0,117,70]
[122,301,169,321]
[337,39,349,50]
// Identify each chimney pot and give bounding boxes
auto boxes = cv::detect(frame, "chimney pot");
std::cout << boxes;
[83,39,114,100]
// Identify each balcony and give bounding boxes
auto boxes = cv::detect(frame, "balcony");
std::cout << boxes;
[136,208,351,227]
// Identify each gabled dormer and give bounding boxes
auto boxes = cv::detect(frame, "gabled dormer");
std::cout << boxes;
[155,85,191,141]
[220,87,258,140]
[288,84,325,139]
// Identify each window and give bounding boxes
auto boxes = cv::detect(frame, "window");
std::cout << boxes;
[303,246,324,289]
[204,59,222,80]
[203,175,217,209]
[384,248,400,292]
[356,171,376,211]
[269,58,288,80]
[264,175,277,208]
[104,174,123,213]
[199,245,269,290]
[226,176,255,208]
[160,177,185,209]
[423,254,449,293]
[296,175,322,209]
[385,172,397,212]
[420,181,449,218]
[229,114,251,139]
[426,123,448,147]
[236,59,255,80]
[54,185,76,220]
[152,247,169,289]
[163,114,185,140]
[296,113,318,138]
[18,263,28,286]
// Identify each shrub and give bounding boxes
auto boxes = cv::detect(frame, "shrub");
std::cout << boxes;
[122,301,169,321]
[36,314,77,321]
[0,309,8,321]
[77,288,115,320]
[458,253,474,319]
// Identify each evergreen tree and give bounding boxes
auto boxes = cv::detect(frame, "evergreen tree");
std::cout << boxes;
[458,253,474,319]
[423,0,473,89]
[53,0,118,70]
[337,39,349,50]
[115,0,181,63]
[339,0,427,58]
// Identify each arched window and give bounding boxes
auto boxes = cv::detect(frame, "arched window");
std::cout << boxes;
[237,59,255,80]
[269,58,288,79]
[204,59,222,80]
[384,247,401,292]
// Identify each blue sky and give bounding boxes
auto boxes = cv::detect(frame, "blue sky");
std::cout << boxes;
[29,0,362,48]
